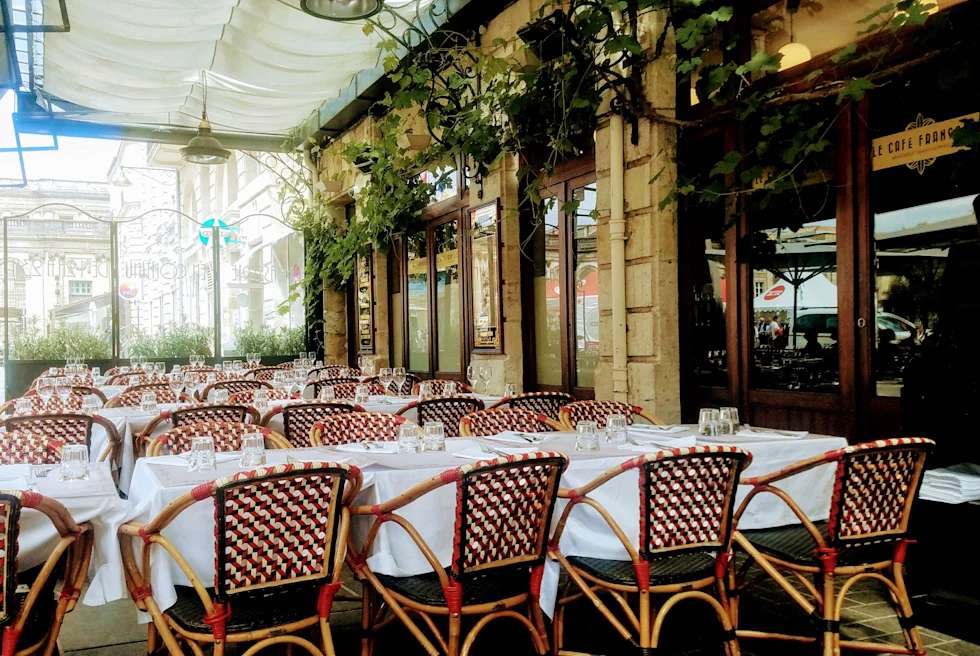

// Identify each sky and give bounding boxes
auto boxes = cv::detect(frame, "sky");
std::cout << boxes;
[0,91,119,183]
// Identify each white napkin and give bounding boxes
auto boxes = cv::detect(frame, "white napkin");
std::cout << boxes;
[285,454,352,465]
[0,464,32,481]
[628,425,689,435]
[483,431,558,446]
[150,453,242,467]
[454,446,538,460]
[735,426,808,440]
[335,442,398,454]
[0,478,29,491]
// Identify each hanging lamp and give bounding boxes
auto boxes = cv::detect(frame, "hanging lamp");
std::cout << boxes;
[300,0,384,21]
[777,10,811,71]
[181,72,231,165]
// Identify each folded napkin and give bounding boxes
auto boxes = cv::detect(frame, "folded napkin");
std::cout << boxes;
[628,425,689,435]
[454,446,538,460]
[618,433,698,452]
[483,431,558,446]
[335,442,398,454]
[735,426,808,440]
[150,453,242,467]
[0,464,32,481]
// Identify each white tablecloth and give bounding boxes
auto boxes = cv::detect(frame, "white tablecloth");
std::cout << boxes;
[123,430,845,619]
[0,462,133,607]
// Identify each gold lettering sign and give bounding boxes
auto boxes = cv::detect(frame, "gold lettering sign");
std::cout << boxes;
[871,112,979,174]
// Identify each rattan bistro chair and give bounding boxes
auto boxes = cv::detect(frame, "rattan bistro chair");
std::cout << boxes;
[370,373,421,397]
[730,438,935,656]
[261,401,364,448]
[104,383,189,408]
[136,404,260,457]
[311,378,361,398]
[550,445,751,656]
[145,422,291,457]
[395,396,485,438]
[119,461,362,656]
[197,379,271,402]
[330,382,386,399]
[411,379,474,395]
[310,413,409,446]
[350,452,568,656]
[1,386,107,416]
[3,413,123,472]
[0,431,64,465]
[227,388,297,405]
[459,408,555,437]
[0,491,93,656]
[548,400,664,431]
[487,391,576,420]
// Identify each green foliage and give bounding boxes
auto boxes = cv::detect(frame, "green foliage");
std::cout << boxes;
[232,323,305,357]
[125,323,214,358]
[8,317,111,360]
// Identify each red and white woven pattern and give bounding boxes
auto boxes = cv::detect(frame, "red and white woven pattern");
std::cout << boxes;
[631,446,749,555]
[209,380,268,396]
[415,379,473,395]
[31,371,94,387]
[157,422,271,454]
[246,367,280,381]
[410,396,486,438]
[171,403,256,428]
[312,378,361,396]
[111,384,181,407]
[331,382,386,399]
[560,400,642,427]
[107,373,157,386]
[0,431,62,465]
[312,413,407,446]
[310,366,360,381]
[4,414,90,448]
[280,402,362,447]
[828,438,933,542]
[449,452,566,575]
[13,393,84,413]
[228,388,294,405]
[504,392,576,419]
[370,374,421,397]
[207,461,359,594]
[460,408,554,436]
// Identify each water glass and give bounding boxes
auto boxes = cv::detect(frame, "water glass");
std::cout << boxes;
[188,437,217,472]
[129,375,141,387]
[59,444,89,481]
[575,421,600,452]
[80,395,99,415]
[48,367,58,376]
[15,397,32,415]
[379,368,393,404]
[214,388,230,403]
[393,368,407,397]
[444,381,457,396]
[423,422,446,452]
[91,367,101,378]
[319,385,335,402]
[55,377,72,406]
[141,392,158,414]
[354,384,370,404]
[418,382,433,399]
[120,366,131,374]
[698,408,721,437]
[37,377,55,409]
[504,382,517,398]
[605,414,628,444]
[253,389,269,411]
[479,365,492,395]
[397,424,422,454]
[239,433,266,468]
[719,407,740,435]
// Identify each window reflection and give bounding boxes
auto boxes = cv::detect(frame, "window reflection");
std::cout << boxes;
[406,231,429,372]
[573,184,599,389]
[435,221,461,373]
[533,197,563,387]
[470,204,500,349]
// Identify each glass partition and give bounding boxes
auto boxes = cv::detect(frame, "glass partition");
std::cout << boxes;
[406,231,429,372]
[434,219,461,373]
[572,183,599,389]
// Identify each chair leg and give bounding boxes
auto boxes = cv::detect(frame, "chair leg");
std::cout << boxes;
[892,563,924,654]
[360,585,373,656]
[448,612,461,656]
[821,570,836,656]
[638,588,651,650]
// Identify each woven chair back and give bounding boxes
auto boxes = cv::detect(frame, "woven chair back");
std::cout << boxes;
[312,413,407,446]
[281,402,362,447]
[3,413,92,449]
[507,392,576,419]
[460,408,554,437]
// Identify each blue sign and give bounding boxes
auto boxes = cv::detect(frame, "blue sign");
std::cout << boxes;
[198,218,242,246]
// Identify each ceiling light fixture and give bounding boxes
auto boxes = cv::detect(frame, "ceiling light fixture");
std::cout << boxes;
[112,171,133,187]
[300,0,385,21]
[181,72,230,165]
[777,11,811,71]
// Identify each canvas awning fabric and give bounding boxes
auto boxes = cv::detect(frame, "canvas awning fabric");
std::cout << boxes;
[753,274,839,312]
[38,0,432,137]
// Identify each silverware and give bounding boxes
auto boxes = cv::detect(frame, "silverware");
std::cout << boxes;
[748,427,798,437]
[478,443,508,457]
[32,466,55,478]
[513,432,540,443]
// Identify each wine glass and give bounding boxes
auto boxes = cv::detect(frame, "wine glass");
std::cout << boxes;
[55,377,72,409]
[466,364,478,393]
[478,364,492,395]
[379,368,393,405]
[393,367,407,398]
[183,372,201,400]
[37,377,55,411]
[130,356,139,370]
[169,372,184,398]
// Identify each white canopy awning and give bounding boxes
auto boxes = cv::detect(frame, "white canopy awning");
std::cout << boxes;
[753,274,839,312]
[37,0,433,137]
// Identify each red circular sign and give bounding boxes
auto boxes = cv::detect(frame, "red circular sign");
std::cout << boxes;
[763,285,786,301]
[118,280,139,300]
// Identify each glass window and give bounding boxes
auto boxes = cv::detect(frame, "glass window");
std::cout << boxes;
[434,220,461,373]
[420,165,458,205]
[68,280,93,303]
[572,184,599,389]
[406,231,429,372]
[356,253,374,353]
[533,197,563,387]
[470,203,501,350]
[390,246,404,368]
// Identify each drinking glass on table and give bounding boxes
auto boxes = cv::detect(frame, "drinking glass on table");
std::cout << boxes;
[60,444,89,481]
[183,372,201,400]
[397,424,421,454]
[698,408,720,437]
[466,364,478,394]
[214,362,224,374]
[120,366,131,375]
[575,421,600,452]
[444,381,457,396]
[354,384,370,405]
[423,422,446,452]
[253,388,269,412]
[130,356,139,370]
[605,414,628,444]
[719,407,740,435]
[15,397,32,415]
[417,382,433,399]
[141,392,158,414]
[205,373,217,388]
[91,367,101,379]
[504,382,517,398]
[155,362,166,379]
[47,367,58,376]
[188,437,216,473]
[55,377,72,408]
[138,355,148,369]
[214,388,230,403]
[36,377,55,411]
[239,433,266,468]
[129,375,141,388]
[393,368,407,398]
[319,385,335,402]
[378,368,393,404]
[169,372,184,397]
[80,394,99,415]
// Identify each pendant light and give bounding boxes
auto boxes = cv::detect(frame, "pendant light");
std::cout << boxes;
[181,72,230,165]
[300,0,384,21]
[777,9,811,72]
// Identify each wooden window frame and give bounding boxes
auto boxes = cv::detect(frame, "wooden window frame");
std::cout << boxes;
[465,199,505,355]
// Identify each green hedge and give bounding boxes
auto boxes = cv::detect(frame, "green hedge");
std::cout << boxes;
[125,323,214,358]
[232,323,305,357]
[9,317,111,360]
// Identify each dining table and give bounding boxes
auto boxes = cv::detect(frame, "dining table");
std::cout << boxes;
[116,426,847,621]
